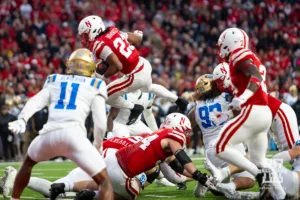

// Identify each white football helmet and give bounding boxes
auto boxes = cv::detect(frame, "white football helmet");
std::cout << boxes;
[217,28,249,59]
[160,113,192,136]
[213,62,232,93]
[78,15,106,47]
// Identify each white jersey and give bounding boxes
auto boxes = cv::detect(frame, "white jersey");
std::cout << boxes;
[39,74,107,134]
[114,91,155,125]
[195,92,233,148]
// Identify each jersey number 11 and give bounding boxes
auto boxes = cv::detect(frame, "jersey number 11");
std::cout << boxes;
[55,82,79,110]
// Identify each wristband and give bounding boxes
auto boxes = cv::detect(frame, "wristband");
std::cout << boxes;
[239,89,254,101]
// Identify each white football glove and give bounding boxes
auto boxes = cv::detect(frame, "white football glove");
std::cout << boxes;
[94,72,105,80]
[133,30,143,38]
[210,110,229,126]
[8,119,26,134]
[229,96,246,111]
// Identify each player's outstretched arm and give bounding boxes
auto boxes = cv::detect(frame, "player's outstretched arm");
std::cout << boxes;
[107,107,120,133]
[143,108,158,131]
[230,60,263,110]
[188,107,197,129]
[127,31,143,46]
[92,95,107,150]
[163,138,209,186]
[18,88,50,124]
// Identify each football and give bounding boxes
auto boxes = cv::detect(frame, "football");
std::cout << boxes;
[96,61,110,75]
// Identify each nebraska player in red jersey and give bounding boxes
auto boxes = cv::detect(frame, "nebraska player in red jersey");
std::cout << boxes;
[103,113,213,199]
[214,63,299,153]
[214,28,286,198]
[78,16,188,125]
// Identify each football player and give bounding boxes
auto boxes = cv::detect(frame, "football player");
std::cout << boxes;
[189,74,255,198]
[107,84,188,138]
[6,49,113,200]
[78,16,188,125]
[213,28,285,198]
[1,116,196,200]
[214,63,300,153]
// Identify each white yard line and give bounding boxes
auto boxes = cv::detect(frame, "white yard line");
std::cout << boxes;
[144,195,177,198]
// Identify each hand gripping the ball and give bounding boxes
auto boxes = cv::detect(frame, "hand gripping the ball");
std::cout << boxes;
[96,61,110,75]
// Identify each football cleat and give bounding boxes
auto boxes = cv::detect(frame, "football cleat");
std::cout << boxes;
[204,158,225,183]
[193,182,207,197]
[74,190,96,200]
[175,98,189,114]
[50,183,66,200]
[216,183,237,199]
[1,166,17,198]
[176,182,187,190]
[256,168,271,200]
[127,104,144,125]
[155,178,175,187]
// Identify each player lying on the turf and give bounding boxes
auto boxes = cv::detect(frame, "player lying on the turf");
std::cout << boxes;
[78,16,188,125]
[1,114,206,200]
[188,74,255,198]
[6,48,113,200]
[107,88,189,187]
[73,113,215,200]
[107,86,188,138]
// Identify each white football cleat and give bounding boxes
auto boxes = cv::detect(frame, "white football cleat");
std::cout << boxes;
[155,178,175,187]
[204,158,224,183]
[1,166,17,198]
[216,183,237,199]
[193,182,207,197]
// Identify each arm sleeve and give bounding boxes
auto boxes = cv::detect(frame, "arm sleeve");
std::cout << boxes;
[143,108,158,131]
[160,162,187,184]
[18,88,50,122]
[91,95,107,150]
[92,41,113,60]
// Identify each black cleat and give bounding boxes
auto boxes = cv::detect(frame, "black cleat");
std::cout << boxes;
[177,182,187,190]
[75,189,96,200]
[175,97,189,113]
[256,168,272,200]
[50,183,65,200]
[127,104,144,125]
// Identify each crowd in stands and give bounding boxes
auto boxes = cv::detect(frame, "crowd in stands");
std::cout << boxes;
[0,0,299,160]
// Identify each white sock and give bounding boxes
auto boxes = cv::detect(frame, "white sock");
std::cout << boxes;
[27,177,52,197]
[218,147,259,176]
[272,151,291,163]
[226,182,237,190]
[64,182,74,192]
[11,198,19,200]
[107,96,134,109]
[149,84,178,102]
[94,191,99,198]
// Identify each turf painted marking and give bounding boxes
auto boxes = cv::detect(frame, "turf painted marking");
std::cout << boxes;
[144,195,177,198]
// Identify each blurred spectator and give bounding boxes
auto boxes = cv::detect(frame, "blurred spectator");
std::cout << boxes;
[292,94,300,129]
[283,85,298,106]
[152,105,161,128]
[0,104,16,161]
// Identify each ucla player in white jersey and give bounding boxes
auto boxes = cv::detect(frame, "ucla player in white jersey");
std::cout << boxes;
[188,74,255,198]
[6,49,113,200]
[107,90,156,137]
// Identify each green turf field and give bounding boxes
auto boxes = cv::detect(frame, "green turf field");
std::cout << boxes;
[0,152,288,200]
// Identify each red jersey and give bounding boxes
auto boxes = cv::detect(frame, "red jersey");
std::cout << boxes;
[89,26,140,74]
[102,134,149,151]
[116,128,186,177]
[229,48,268,106]
[268,95,282,119]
